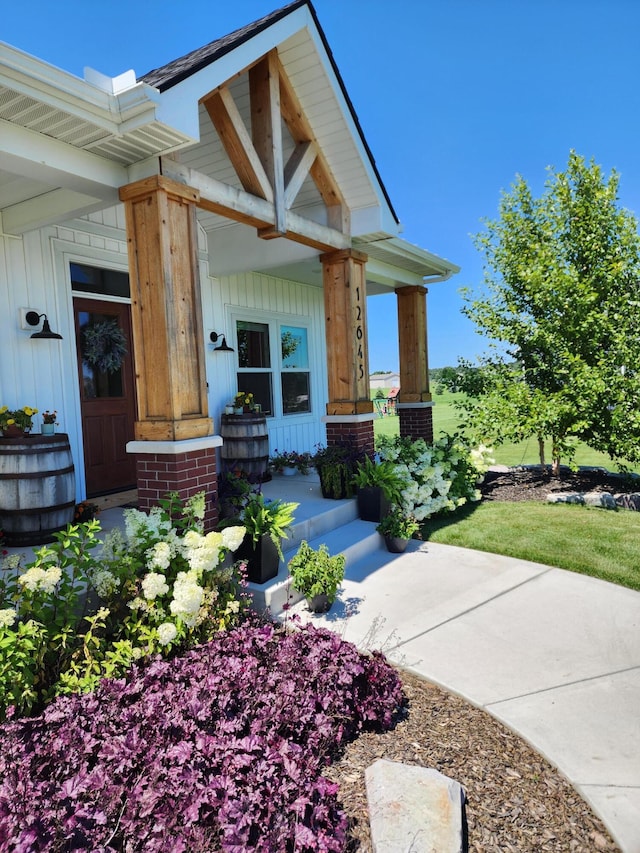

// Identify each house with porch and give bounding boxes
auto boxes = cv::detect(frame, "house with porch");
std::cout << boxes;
[0,0,458,530]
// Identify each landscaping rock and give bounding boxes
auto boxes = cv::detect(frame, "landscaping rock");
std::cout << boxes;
[546,492,585,505]
[615,492,640,511]
[547,490,635,510]
[583,491,617,509]
[366,759,466,852]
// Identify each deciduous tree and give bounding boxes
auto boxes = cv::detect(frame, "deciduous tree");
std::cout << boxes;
[458,151,640,472]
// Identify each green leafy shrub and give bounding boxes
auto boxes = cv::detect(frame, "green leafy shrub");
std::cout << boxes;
[288,541,346,603]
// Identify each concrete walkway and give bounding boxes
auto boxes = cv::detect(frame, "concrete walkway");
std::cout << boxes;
[286,539,640,853]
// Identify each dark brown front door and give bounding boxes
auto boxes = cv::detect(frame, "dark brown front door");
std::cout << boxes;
[74,298,137,496]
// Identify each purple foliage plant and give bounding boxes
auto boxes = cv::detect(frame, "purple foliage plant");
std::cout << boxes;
[0,621,403,852]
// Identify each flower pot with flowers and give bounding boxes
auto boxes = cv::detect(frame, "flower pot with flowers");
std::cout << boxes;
[234,391,254,414]
[0,405,38,438]
[41,410,58,435]
[269,449,312,476]
[376,507,420,553]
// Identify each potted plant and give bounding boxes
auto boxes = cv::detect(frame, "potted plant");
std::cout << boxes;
[232,493,298,583]
[288,540,346,613]
[311,440,365,500]
[234,391,254,414]
[269,449,312,476]
[41,410,58,435]
[352,456,406,522]
[376,508,420,553]
[0,405,38,438]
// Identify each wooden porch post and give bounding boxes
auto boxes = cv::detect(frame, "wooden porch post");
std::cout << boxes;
[396,285,434,443]
[320,248,374,454]
[119,175,219,528]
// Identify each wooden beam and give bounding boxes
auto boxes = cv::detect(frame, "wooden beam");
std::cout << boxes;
[276,54,348,233]
[202,86,273,202]
[160,157,350,252]
[284,141,317,208]
[249,51,285,234]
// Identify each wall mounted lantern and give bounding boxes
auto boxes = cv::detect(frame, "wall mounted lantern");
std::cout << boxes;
[210,331,234,352]
[26,311,63,340]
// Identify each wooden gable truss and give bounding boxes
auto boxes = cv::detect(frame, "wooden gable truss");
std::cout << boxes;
[160,49,350,253]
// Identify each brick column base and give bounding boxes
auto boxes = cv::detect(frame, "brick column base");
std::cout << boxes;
[127,438,223,532]
[398,406,434,445]
[324,418,375,456]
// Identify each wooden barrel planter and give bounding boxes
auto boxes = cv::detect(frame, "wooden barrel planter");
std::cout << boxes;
[0,433,76,546]
[220,413,269,481]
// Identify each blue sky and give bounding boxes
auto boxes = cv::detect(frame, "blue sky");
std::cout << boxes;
[3,0,640,369]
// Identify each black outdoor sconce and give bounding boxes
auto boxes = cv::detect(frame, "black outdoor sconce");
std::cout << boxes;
[26,311,63,340]
[210,331,234,352]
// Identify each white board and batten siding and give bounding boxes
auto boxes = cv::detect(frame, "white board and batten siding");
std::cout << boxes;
[205,270,328,458]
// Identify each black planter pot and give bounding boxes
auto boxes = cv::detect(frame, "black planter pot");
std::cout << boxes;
[357,486,390,523]
[235,533,280,583]
[384,535,409,554]
[307,593,332,613]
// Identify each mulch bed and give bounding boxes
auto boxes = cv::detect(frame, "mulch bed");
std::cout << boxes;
[481,466,638,503]
[329,466,627,852]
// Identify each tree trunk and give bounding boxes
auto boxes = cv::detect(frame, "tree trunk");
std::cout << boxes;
[551,435,560,476]
[537,436,546,468]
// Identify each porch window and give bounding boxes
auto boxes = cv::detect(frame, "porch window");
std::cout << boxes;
[235,318,312,417]
[281,325,310,414]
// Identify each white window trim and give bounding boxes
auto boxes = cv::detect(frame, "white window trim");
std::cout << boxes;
[231,308,313,420]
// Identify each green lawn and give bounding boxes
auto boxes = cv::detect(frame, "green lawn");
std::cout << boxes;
[421,500,640,591]
[372,394,640,592]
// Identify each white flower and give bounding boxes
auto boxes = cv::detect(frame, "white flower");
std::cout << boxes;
[186,491,206,520]
[147,541,171,571]
[91,569,120,598]
[141,572,169,601]
[39,566,62,594]
[169,571,204,626]
[157,622,178,646]
[221,525,246,552]
[18,567,47,592]
[0,608,16,629]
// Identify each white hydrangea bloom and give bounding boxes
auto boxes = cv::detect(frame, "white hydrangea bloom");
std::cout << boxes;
[186,491,206,520]
[101,528,126,560]
[169,571,204,627]
[141,572,170,601]
[18,567,48,592]
[183,530,202,550]
[157,622,178,646]
[0,608,16,629]
[92,569,120,599]
[147,541,171,571]
[39,566,62,594]
[221,525,246,552]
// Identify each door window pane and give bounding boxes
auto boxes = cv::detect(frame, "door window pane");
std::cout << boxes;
[237,321,271,368]
[281,372,310,414]
[281,326,308,369]
[78,311,125,399]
